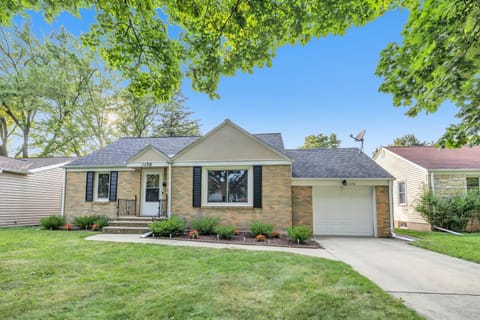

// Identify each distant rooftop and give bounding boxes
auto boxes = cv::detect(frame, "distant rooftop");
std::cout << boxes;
[385,146,480,170]
[0,156,76,174]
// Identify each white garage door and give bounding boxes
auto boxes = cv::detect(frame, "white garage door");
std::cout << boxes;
[313,186,374,236]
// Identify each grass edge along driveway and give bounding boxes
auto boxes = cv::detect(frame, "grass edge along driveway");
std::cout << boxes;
[395,228,480,264]
[0,228,422,319]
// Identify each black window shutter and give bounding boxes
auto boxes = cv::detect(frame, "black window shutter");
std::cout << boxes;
[85,171,94,202]
[192,166,202,208]
[253,166,262,208]
[109,171,118,202]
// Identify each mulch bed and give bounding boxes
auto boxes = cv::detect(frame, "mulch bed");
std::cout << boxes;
[151,232,322,249]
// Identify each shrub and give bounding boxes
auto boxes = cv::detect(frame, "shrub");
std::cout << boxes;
[190,217,219,235]
[149,216,185,237]
[40,215,65,230]
[214,225,236,239]
[255,234,267,242]
[92,216,109,230]
[72,216,97,230]
[250,221,274,237]
[287,225,312,244]
[416,190,480,232]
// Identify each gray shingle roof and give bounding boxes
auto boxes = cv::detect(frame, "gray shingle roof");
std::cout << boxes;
[0,156,75,173]
[67,133,286,167]
[286,148,393,179]
[253,133,285,154]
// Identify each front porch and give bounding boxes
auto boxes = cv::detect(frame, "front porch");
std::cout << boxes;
[103,216,155,234]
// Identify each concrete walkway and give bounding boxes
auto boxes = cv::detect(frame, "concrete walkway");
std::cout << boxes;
[318,237,480,320]
[86,233,337,260]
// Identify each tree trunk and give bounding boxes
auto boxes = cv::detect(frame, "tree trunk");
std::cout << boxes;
[0,116,8,156]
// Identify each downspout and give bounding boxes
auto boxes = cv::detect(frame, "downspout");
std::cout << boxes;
[389,179,413,241]
[60,168,67,217]
[167,161,172,218]
[430,171,435,194]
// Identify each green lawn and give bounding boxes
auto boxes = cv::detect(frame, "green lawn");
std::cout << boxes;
[395,228,480,264]
[0,228,421,320]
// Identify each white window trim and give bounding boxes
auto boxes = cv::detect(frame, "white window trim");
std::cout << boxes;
[94,172,110,202]
[398,181,407,205]
[202,166,253,207]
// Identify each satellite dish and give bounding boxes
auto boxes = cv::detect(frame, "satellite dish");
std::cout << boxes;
[350,129,366,153]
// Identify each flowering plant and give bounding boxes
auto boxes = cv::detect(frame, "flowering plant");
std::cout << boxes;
[255,234,266,242]
[188,229,199,239]
[271,231,281,238]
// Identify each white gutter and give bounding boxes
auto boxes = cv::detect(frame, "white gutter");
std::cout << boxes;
[167,161,172,217]
[61,168,67,217]
[430,171,435,194]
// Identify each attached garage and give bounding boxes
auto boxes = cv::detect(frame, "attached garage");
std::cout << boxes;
[313,186,374,236]
[287,148,394,238]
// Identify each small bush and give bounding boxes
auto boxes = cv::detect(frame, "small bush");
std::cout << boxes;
[255,234,267,242]
[92,216,109,230]
[73,215,109,230]
[190,217,219,235]
[287,225,312,244]
[149,216,185,237]
[250,221,274,237]
[72,216,97,230]
[40,215,66,230]
[416,190,480,232]
[214,225,236,239]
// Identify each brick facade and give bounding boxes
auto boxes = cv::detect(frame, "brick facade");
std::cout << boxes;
[65,167,393,237]
[170,165,292,231]
[64,170,141,220]
[375,186,391,237]
[292,186,313,229]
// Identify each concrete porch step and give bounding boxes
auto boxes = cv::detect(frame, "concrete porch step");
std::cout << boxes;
[103,226,151,234]
[115,216,156,222]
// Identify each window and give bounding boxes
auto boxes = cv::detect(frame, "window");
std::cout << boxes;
[203,167,252,206]
[467,177,479,194]
[95,173,110,201]
[145,174,160,202]
[398,181,406,205]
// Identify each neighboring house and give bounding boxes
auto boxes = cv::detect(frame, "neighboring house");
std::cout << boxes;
[0,156,76,227]
[64,119,393,237]
[374,146,480,231]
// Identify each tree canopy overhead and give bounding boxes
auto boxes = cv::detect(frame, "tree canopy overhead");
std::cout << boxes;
[2,1,479,147]
[0,0,392,101]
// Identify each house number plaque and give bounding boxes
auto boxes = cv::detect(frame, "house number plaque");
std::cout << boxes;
[142,162,152,167]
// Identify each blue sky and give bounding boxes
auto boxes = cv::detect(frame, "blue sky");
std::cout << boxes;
[19,8,458,156]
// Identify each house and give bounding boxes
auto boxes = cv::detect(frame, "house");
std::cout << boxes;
[0,156,75,227]
[374,146,480,231]
[64,119,393,237]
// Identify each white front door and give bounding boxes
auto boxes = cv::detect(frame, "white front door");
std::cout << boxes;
[141,170,164,216]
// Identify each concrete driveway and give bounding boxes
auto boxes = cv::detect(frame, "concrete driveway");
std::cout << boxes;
[318,237,480,320]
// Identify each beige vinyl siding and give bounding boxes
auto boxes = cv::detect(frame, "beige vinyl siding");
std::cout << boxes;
[0,167,65,227]
[375,148,429,225]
